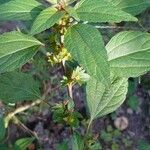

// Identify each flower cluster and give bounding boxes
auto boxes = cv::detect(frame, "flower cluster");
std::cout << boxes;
[47,48,71,65]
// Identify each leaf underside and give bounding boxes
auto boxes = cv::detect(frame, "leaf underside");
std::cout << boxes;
[86,77,128,121]
[106,31,150,77]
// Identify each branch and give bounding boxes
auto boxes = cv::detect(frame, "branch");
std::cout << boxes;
[4,86,52,128]
[5,99,42,128]
[59,18,73,99]
[95,24,149,31]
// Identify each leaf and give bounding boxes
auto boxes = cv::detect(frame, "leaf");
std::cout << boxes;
[75,0,138,23]
[0,72,41,103]
[0,0,10,4]
[71,132,84,150]
[56,141,68,150]
[31,7,65,35]
[0,31,43,73]
[108,0,150,16]
[0,47,37,73]
[138,139,150,150]
[86,77,128,121]
[65,6,80,21]
[0,144,8,150]
[0,117,6,141]
[127,96,139,111]
[64,24,110,87]
[14,137,35,150]
[0,0,44,21]
[89,142,102,150]
[128,79,137,96]
[100,130,112,142]
[106,31,150,77]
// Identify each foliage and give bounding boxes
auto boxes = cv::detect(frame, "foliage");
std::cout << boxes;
[127,95,139,111]
[138,139,150,150]
[0,0,149,148]
[14,137,35,150]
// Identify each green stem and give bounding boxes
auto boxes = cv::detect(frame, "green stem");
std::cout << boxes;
[83,119,93,148]
[86,119,92,136]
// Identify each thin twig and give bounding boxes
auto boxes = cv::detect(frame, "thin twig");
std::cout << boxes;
[5,99,42,128]
[85,119,92,136]
[95,25,149,31]
[4,86,52,128]
[16,117,38,138]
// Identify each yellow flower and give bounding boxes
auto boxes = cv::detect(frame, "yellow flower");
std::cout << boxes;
[47,48,71,65]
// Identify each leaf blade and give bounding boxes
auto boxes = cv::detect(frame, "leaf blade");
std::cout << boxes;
[109,0,150,16]
[71,132,84,150]
[64,24,110,87]
[75,0,138,23]
[106,31,150,77]
[14,137,35,150]
[0,0,44,21]
[0,117,6,142]
[86,77,128,121]
[0,31,43,73]
[0,47,37,73]
[31,7,65,35]
[0,72,41,103]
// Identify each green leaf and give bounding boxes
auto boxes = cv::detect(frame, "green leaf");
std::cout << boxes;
[64,24,110,87]
[75,0,138,23]
[88,142,102,150]
[14,137,35,150]
[127,96,139,111]
[0,72,41,103]
[65,6,80,21]
[0,31,43,73]
[71,132,84,150]
[0,0,10,4]
[31,7,65,35]
[0,0,44,21]
[108,0,150,16]
[0,144,8,150]
[106,31,150,78]
[86,77,128,121]
[138,139,150,150]
[0,117,6,141]
[128,79,137,96]
[100,130,112,142]
[56,141,68,150]
[141,74,150,90]
[0,47,37,74]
